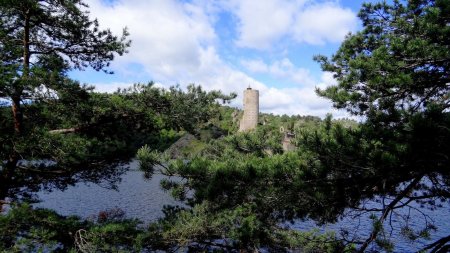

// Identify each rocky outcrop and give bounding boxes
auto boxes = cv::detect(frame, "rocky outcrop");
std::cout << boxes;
[164,133,197,159]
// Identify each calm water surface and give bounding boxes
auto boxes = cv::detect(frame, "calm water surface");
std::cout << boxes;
[35,160,181,222]
[36,160,449,252]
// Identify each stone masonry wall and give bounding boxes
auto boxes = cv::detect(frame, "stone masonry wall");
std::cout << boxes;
[239,88,259,131]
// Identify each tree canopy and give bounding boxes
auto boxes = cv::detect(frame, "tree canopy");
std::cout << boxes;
[313,1,450,250]
[0,0,131,209]
[137,0,450,252]
[315,0,449,120]
[0,0,234,208]
[0,0,130,133]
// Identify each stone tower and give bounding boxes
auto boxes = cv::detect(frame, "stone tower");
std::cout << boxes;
[239,87,259,131]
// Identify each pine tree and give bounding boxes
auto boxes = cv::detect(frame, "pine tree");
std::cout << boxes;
[315,0,450,251]
[0,0,129,199]
[0,0,130,134]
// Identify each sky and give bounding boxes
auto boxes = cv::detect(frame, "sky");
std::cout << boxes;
[70,0,378,118]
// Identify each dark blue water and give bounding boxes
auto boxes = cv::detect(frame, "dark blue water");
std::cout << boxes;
[291,202,450,252]
[35,160,181,222]
[35,160,449,252]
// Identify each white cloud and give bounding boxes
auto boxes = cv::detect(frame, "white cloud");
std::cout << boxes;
[316,71,337,89]
[92,82,134,93]
[292,3,357,45]
[184,55,349,118]
[260,87,294,109]
[226,0,304,49]
[241,58,315,86]
[224,0,357,49]
[257,72,349,118]
[81,0,351,118]
[84,0,262,94]
[86,0,216,82]
[240,59,269,73]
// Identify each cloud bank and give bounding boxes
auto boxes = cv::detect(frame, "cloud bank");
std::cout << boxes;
[83,0,357,118]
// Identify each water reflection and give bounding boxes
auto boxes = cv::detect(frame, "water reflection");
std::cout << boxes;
[35,160,180,222]
[1,159,127,210]
[291,198,450,252]
[34,160,449,252]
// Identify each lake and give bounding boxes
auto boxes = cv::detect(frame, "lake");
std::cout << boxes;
[35,160,449,252]
[35,160,181,222]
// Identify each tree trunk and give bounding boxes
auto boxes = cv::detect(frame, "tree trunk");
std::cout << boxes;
[11,95,22,134]
[11,6,31,135]
[358,176,423,252]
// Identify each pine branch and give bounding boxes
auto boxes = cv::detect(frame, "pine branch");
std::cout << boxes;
[358,175,423,252]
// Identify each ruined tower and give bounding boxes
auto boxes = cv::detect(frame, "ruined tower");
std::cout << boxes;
[239,87,259,131]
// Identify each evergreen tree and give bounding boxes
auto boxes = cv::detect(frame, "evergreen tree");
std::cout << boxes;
[0,0,130,208]
[0,0,130,134]
[314,0,450,251]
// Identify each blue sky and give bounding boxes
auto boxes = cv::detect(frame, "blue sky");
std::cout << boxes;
[71,0,379,117]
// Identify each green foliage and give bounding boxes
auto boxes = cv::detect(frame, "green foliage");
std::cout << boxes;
[147,202,348,252]
[0,0,130,204]
[261,113,322,133]
[1,80,234,202]
[0,204,151,252]
[0,203,86,252]
[154,129,182,151]
[180,139,208,158]
[74,222,144,253]
[315,0,449,121]
[209,106,241,134]
[136,119,358,251]
[163,85,236,133]
[137,144,160,174]
[313,0,450,251]
[198,124,284,159]
[143,106,448,251]
[2,0,449,252]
